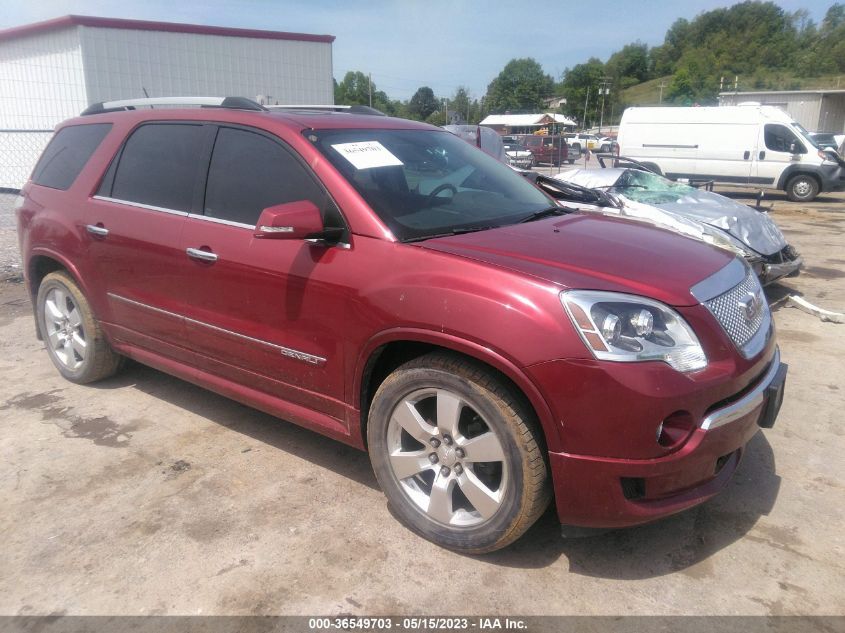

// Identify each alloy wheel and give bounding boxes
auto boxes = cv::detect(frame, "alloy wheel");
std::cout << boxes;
[386,388,508,527]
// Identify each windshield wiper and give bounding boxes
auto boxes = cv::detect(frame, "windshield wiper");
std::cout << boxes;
[402,225,501,243]
[519,206,567,223]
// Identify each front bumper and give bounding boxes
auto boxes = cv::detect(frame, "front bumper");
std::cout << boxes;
[754,245,802,285]
[545,348,786,529]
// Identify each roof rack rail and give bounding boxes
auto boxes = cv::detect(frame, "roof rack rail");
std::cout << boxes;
[81,96,267,115]
[266,104,386,116]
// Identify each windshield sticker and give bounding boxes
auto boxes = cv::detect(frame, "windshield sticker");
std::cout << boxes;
[331,141,404,169]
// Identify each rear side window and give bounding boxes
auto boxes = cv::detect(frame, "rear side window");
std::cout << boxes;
[31,124,112,190]
[203,127,326,226]
[110,123,206,211]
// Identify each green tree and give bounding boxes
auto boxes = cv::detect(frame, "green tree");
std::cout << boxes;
[559,57,606,126]
[485,58,554,112]
[449,86,471,123]
[334,71,396,114]
[407,86,439,120]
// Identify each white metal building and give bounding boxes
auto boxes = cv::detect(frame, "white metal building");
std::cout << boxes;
[719,89,845,134]
[0,15,335,189]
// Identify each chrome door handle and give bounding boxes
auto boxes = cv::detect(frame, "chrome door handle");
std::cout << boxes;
[186,247,218,263]
[86,224,109,237]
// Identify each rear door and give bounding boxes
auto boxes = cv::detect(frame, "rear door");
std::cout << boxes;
[752,123,807,188]
[178,125,352,423]
[87,122,211,359]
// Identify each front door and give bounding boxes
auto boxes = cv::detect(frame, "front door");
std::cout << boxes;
[752,123,807,187]
[178,125,352,424]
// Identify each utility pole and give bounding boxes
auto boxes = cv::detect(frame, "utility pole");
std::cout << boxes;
[368,73,372,107]
[657,80,667,104]
[598,78,611,135]
[582,87,590,131]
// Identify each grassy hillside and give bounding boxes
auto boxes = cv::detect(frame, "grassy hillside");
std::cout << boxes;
[621,73,845,106]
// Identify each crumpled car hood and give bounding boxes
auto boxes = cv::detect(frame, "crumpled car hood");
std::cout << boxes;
[420,214,734,307]
[552,170,787,256]
[622,188,787,256]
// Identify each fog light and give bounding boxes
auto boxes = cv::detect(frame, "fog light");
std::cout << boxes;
[657,411,695,447]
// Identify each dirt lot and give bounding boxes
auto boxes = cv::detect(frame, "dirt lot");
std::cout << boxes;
[0,189,843,616]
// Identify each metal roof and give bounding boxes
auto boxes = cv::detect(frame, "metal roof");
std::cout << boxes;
[480,113,576,127]
[0,14,335,44]
[719,89,845,96]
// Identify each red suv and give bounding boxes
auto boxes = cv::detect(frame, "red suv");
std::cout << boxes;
[17,97,787,553]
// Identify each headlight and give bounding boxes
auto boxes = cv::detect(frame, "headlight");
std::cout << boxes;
[700,226,755,258]
[561,290,707,372]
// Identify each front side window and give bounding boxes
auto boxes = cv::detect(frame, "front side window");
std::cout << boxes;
[32,123,112,190]
[764,124,805,154]
[110,123,206,211]
[204,127,329,226]
[309,129,553,241]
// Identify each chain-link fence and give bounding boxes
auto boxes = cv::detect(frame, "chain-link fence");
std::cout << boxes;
[0,130,53,191]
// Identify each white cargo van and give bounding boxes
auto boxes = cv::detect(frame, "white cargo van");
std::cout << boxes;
[618,105,845,201]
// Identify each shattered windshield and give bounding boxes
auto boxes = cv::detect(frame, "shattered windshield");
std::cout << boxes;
[610,169,697,205]
[309,128,554,241]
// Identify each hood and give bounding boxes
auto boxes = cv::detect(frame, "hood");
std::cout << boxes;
[552,169,787,256]
[621,188,787,256]
[421,214,734,307]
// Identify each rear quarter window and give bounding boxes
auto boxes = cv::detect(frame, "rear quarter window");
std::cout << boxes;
[31,123,112,190]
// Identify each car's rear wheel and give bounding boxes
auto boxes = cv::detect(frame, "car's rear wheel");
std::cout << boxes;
[367,352,550,553]
[36,271,123,384]
[786,174,819,202]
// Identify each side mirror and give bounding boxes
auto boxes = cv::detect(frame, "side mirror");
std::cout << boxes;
[254,200,324,240]
[789,142,797,154]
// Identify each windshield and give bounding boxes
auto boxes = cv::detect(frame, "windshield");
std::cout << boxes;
[610,169,697,204]
[792,122,818,149]
[309,128,553,241]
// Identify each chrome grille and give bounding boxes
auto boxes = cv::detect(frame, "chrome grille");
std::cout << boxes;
[704,271,767,351]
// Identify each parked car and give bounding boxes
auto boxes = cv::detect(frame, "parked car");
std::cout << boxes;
[810,132,845,153]
[443,124,508,164]
[542,162,801,285]
[507,134,576,165]
[566,132,601,152]
[618,105,845,201]
[17,96,786,553]
[501,139,534,169]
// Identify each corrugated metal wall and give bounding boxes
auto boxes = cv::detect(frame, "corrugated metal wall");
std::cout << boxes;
[719,92,845,133]
[79,26,333,105]
[0,27,88,188]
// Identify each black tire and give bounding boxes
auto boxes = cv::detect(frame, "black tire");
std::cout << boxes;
[567,159,575,165]
[36,271,123,384]
[785,174,819,202]
[367,352,551,553]
[600,144,610,153]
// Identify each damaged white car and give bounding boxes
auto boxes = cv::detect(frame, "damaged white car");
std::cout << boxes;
[532,163,802,285]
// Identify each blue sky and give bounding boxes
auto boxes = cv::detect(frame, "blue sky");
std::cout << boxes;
[0,0,833,100]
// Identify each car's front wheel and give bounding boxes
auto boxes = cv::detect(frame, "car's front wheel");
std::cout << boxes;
[786,174,819,202]
[36,271,123,384]
[367,352,550,553]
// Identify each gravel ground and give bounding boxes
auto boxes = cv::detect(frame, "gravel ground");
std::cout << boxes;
[0,192,22,282]
[0,187,843,617]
